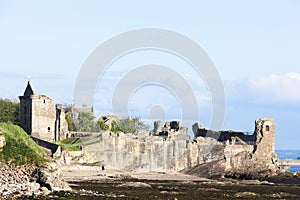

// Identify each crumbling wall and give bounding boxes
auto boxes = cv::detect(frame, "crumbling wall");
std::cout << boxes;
[81,121,227,172]
[188,118,279,178]
[193,123,255,144]
[55,104,68,141]
[80,118,279,176]
[225,118,279,176]
[82,121,196,172]
[253,118,276,161]
[82,129,193,172]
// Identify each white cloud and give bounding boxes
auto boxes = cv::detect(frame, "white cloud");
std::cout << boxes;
[248,72,300,103]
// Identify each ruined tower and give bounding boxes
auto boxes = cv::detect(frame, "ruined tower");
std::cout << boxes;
[253,118,276,161]
[19,81,68,142]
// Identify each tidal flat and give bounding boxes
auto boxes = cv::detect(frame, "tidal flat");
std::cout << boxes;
[48,178,300,200]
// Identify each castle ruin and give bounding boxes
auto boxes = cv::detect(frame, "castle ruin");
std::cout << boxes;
[19,81,68,142]
[17,82,280,177]
[78,118,279,177]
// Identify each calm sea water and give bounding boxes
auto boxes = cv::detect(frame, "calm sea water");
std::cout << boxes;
[276,150,300,172]
[291,167,300,173]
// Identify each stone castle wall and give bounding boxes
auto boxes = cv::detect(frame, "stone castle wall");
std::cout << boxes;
[78,118,279,175]
[19,97,32,134]
[82,129,193,172]
[31,95,56,141]
[19,82,68,142]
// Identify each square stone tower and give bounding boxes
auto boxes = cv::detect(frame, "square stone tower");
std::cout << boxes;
[19,81,68,141]
[253,118,276,161]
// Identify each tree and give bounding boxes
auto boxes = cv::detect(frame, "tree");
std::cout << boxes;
[65,114,77,131]
[78,112,95,132]
[0,99,20,125]
[134,117,150,131]
[110,116,150,133]
[97,120,110,131]
[118,117,136,133]
[111,120,121,133]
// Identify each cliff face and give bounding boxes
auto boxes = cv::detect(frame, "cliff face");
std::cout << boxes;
[76,118,279,178]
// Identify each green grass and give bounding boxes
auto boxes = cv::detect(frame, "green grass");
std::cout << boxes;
[56,138,81,151]
[57,143,82,151]
[59,137,76,144]
[0,123,48,165]
[56,136,101,151]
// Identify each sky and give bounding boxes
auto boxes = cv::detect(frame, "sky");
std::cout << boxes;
[0,1,299,149]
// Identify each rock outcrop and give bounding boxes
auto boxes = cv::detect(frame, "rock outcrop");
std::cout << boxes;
[0,164,49,198]
[31,162,72,192]
[0,162,71,199]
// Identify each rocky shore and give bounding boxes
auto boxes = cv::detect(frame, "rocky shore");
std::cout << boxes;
[0,162,71,199]
[50,171,300,200]
[0,164,47,199]
[2,162,299,199]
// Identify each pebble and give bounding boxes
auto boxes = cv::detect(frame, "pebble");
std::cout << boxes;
[0,164,43,198]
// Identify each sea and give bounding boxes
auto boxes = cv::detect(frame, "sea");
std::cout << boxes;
[276,150,300,172]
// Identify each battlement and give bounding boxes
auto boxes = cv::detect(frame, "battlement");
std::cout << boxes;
[151,120,189,140]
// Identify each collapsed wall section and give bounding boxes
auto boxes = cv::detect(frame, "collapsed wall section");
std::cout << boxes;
[78,118,279,177]
[189,118,279,178]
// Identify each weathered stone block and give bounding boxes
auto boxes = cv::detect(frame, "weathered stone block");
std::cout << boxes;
[153,121,162,134]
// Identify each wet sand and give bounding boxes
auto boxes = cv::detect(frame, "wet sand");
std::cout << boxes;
[60,165,210,182]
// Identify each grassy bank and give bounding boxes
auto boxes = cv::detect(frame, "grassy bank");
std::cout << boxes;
[0,123,47,165]
[56,135,101,151]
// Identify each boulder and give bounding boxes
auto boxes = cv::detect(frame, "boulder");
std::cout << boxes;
[32,162,72,192]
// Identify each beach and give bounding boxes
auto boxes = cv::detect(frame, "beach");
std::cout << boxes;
[51,165,300,199]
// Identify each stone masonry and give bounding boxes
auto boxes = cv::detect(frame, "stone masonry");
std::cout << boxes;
[19,81,68,142]
[78,118,279,176]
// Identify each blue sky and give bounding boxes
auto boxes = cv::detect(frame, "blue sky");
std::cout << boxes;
[0,1,299,149]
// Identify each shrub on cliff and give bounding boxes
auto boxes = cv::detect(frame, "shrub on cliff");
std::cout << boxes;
[0,123,47,165]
